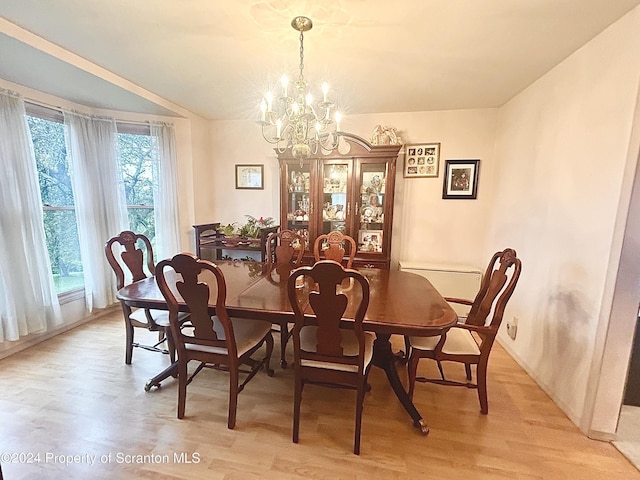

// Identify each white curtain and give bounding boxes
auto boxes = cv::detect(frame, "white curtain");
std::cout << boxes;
[150,122,181,260]
[64,110,129,311]
[0,89,62,342]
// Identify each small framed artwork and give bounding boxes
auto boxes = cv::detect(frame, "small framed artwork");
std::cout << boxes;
[442,159,480,199]
[404,142,440,178]
[358,229,383,253]
[235,164,264,190]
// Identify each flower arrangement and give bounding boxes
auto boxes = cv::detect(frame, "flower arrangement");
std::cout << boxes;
[217,215,275,239]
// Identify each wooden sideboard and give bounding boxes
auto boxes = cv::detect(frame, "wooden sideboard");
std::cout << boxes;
[193,223,279,263]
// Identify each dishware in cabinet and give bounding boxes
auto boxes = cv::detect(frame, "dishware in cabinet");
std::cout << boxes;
[280,159,315,254]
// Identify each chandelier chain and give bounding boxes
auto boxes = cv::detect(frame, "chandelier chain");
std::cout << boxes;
[299,30,305,83]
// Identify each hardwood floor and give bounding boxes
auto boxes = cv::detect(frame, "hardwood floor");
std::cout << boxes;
[1,309,638,480]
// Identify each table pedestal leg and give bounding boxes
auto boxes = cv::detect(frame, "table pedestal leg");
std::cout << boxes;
[144,362,178,392]
[372,334,429,435]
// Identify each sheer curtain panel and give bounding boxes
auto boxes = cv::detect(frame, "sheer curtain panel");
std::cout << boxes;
[64,110,129,311]
[150,122,181,259]
[0,90,62,342]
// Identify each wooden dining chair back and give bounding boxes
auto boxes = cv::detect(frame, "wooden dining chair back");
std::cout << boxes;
[406,248,522,414]
[266,229,306,267]
[105,230,177,364]
[266,230,306,368]
[155,253,274,428]
[313,231,356,268]
[287,260,373,454]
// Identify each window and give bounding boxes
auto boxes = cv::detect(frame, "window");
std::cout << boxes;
[117,126,156,251]
[26,105,157,296]
[26,107,84,294]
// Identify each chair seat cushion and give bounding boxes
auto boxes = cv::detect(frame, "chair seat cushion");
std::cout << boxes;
[409,327,480,356]
[299,326,374,372]
[129,308,188,328]
[185,316,271,357]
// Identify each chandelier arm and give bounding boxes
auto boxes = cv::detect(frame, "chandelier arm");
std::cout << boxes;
[261,126,279,145]
[281,122,295,141]
[276,142,288,154]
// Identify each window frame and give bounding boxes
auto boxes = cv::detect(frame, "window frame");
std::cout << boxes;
[25,102,156,303]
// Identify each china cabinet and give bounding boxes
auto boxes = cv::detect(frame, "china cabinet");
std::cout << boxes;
[277,133,401,269]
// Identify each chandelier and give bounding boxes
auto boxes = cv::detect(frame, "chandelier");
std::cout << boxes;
[258,16,342,162]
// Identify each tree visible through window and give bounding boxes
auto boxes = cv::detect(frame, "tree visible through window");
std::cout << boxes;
[27,107,157,296]
[117,131,156,249]
[27,115,84,294]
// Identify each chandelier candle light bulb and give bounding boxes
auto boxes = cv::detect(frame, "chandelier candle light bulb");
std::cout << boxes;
[258,16,343,164]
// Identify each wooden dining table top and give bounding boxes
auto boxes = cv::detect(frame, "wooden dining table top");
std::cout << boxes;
[116,260,457,337]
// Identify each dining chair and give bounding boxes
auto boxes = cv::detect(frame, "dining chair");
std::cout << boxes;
[155,253,275,427]
[266,229,306,368]
[105,230,187,365]
[313,231,356,268]
[287,260,373,454]
[405,248,522,414]
[266,229,306,267]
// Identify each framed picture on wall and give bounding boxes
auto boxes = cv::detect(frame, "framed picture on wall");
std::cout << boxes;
[403,142,440,178]
[442,159,480,199]
[235,164,264,189]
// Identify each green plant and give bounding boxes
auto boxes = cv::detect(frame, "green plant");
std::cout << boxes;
[218,215,274,238]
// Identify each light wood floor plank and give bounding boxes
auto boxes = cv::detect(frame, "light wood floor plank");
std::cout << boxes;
[0,310,637,479]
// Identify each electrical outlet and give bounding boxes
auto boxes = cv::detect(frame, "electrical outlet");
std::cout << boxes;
[507,316,518,340]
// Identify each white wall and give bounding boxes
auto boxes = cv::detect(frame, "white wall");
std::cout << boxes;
[487,7,640,434]
[206,109,498,270]
[201,120,281,227]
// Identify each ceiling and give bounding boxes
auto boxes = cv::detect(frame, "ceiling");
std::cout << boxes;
[1,0,639,120]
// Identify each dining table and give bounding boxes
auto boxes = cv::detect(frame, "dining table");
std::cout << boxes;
[116,260,457,435]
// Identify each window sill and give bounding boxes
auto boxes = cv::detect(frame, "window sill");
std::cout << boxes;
[58,288,84,305]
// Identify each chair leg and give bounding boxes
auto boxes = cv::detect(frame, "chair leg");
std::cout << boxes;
[436,360,445,380]
[228,367,239,429]
[407,352,420,400]
[264,332,275,377]
[403,336,411,361]
[177,360,188,419]
[293,376,302,444]
[166,328,176,364]
[477,360,488,414]
[124,317,135,365]
[354,381,366,455]
[465,363,472,381]
[279,322,289,368]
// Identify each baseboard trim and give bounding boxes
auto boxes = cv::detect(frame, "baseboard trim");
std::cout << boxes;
[588,430,617,441]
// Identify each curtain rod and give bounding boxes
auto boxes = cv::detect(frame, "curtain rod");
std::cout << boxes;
[22,97,166,127]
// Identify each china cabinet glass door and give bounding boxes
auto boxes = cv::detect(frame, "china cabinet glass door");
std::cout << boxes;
[278,132,401,269]
[356,162,387,257]
[283,161,312,251]
[320,162,351,236]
